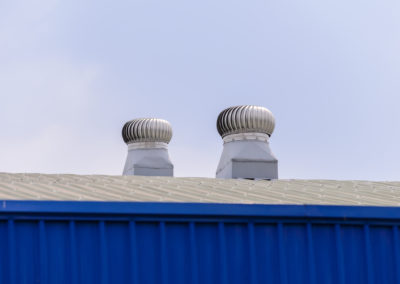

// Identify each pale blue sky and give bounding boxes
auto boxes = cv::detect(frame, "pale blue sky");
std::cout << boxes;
[0,0,399,180]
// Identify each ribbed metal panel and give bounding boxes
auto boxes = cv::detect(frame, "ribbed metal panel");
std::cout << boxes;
[122,118,172,144]
[217,105,275,137]
[1,201,400,284]
[2,174,400,206]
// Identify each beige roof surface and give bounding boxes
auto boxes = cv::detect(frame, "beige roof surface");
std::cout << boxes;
[0,173,400,206]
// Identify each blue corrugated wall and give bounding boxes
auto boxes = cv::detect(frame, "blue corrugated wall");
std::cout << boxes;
[1,201,400,284]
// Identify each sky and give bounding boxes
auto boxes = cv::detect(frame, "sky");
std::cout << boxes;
[0,0,399,180]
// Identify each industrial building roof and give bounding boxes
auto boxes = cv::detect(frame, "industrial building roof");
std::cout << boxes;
[0,173,400,206]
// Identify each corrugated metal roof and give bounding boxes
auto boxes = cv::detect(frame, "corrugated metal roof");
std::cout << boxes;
[0,173,400,206]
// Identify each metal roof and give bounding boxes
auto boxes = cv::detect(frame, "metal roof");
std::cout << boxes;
[0,173,400,206]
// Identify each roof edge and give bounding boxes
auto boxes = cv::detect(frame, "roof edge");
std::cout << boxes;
[1,200,400,221]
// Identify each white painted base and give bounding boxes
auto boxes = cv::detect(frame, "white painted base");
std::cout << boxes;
[216,133,278,179]
[123,143,173,176]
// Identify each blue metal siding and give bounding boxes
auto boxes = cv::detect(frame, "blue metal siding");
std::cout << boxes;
[1,201,400,283]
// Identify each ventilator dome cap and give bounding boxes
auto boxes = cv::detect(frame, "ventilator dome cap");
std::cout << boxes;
[216,105,275,138]
[122,118,172,144]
